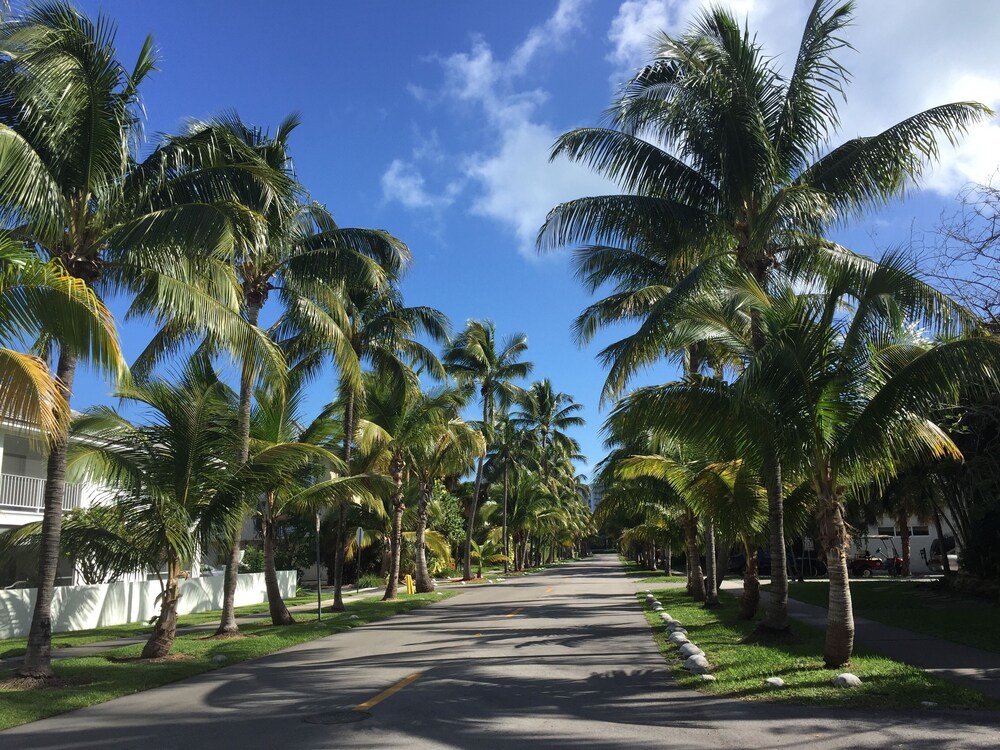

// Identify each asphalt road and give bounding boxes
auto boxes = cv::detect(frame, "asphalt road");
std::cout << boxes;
[2,555,999,749]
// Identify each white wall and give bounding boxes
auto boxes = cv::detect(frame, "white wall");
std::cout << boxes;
[0,571,297,639]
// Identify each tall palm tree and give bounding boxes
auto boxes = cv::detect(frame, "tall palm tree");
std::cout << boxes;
[539,0,989,634]
[284,284,447,609]
[0,4,283,676]
[616,267,1000,665]
[512,379,585,479]
[444,320,532,580]
[4,358,240,658]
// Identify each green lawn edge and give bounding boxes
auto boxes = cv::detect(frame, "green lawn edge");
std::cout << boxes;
[639,589,996,711]
[0,591,458,731]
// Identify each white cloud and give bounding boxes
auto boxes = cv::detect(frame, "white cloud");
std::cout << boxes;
[387,0,614,258]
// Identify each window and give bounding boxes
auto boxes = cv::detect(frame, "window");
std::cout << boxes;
[876,526,896,536]
[911,525,930,536]
[2,452,27,476]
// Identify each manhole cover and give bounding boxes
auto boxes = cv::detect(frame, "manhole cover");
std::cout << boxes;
[303,710,372,725]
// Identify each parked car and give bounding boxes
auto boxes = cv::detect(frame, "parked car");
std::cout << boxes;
[924,536,960,573]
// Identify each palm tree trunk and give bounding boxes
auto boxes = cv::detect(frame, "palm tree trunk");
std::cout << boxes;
[502,463,509,575]
[665,541,672,575]
[383,457,405,601]
[18,349,77,679]
[333,392,354,611]
[264,515,294,626]
[216,299,262,636]
[142,555,182,659]
[739,540,760,620]
[819,488,854,667]
[897,511,911,576]
[463,455,485,581]
[684,510,705,601]
[761,457,790,632]
[414,481,434,593]
[932,505,952,577]
[704,520,720,607]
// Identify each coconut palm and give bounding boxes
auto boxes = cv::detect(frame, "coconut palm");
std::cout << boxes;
[283,283,447,609]
[616,267,1000,665]
[512,379,585,480]
[0,4,289,676]
[444,320,532,580]
[0,241,123,436]
[540,0,989,634]
[3,358,240,658]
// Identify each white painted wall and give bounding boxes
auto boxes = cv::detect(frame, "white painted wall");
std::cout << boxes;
[0,571,297,639]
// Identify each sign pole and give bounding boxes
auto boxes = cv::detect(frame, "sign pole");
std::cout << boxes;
[315,511,322,622]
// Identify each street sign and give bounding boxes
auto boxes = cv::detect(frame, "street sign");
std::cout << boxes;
[355,527,364,547]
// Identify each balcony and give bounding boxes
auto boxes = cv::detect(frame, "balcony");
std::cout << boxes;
[0,473,83,514]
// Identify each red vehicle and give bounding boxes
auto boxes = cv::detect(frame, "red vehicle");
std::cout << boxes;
[850,536,904,578]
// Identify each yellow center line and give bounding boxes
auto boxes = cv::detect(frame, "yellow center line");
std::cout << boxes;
[355,671,422,711]
[545,586,554,593]
[505,607,524,618]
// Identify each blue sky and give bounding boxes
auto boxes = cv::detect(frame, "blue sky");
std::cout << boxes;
[68,0,1000,477]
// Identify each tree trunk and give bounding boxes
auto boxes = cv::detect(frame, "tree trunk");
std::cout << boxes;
[739,540,760,620]
[216,299,262,636]
[414,481,434,593]
[932,505,952,577]
[684,510,705,602]
[333,391,355,611]
[383,457,405,601]
[897,511,911,576]
[463,455,485,580]
[664,541,672,575]
[819,488,855,667]
[761,457,789,632]
[142,555,182,659]
[715,536,728,590]
[502,463,510,575]
[264,514,294,626]
[18,349,77,678]
[704,520,720,607]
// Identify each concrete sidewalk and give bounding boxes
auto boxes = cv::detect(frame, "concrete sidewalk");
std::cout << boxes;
[722,580,1000,701]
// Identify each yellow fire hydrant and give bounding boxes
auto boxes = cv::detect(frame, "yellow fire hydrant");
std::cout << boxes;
[405,574,415,595]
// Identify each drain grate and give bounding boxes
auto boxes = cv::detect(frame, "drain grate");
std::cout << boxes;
[303,710,372,725]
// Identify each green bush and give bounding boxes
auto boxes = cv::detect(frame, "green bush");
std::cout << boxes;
[240,546,265,573]
[356,573,384,589]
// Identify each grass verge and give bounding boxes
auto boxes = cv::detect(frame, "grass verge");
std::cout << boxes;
[620,557,687,584]
[640,589,995,710]
[0,591,456,730]
[0,593,329,660]
[781,580,1000,655]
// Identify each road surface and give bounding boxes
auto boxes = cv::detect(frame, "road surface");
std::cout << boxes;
[2,555,998,749]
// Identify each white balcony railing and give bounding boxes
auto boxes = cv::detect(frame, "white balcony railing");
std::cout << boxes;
[0,473,83,513]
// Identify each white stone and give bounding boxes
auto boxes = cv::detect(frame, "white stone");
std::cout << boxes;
[211,654,227,664]
[678,643,704,658]
[684,654,711,674]
[652,603,664,611]
[666,623,687,634]
[765,677,785,688]
[921,701,938,707]
[668,632,690,645]
[833,673,862,688]
[659,613,674,623]
[349,615,359,619]
[700,674,716,682]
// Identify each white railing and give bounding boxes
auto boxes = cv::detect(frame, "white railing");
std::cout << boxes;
[0,473,83,513]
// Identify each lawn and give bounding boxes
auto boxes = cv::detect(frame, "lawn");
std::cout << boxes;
[0,591,456,730]
[783,580,1000,655]
[620,557,687,584]
[0,592,329,660]
[641,589,995,710]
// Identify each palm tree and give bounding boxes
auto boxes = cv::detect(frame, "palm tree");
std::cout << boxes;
[540,0,989,634]
[0,4,284,676]
[616,267,1000,665]
[4,358,240,658]
[444,320,532,580]
[512,379,585,480]
[284,284,447,609]
[0,241,123,436]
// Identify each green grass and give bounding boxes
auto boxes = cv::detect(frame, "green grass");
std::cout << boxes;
[0,593,329,660]
[0,591,456,730]
[620,557,687,584]
[781,580,1000,655]
[641,589,995,710]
